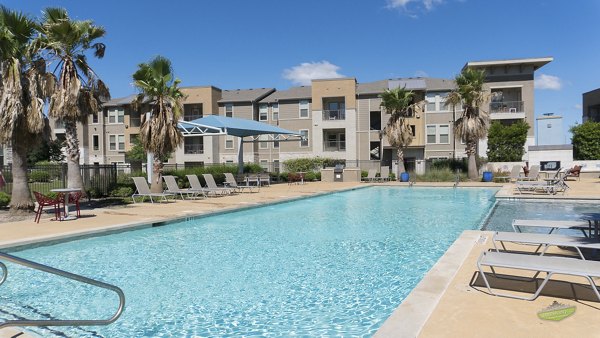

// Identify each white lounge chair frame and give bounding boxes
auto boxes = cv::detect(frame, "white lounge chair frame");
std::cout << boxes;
[380,166,390,182]
[516,165,540,181]
[224,173,258,193]
[163,175,205,199]
[512,219,591,236]
[131,177,174,203]
[477,251,600,301]
[202,174,235,195]
[492,231,600,260]
[496,165,521,182]
[363,169,378,182]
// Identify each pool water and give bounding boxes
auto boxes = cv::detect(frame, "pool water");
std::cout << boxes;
[1,187,497,337]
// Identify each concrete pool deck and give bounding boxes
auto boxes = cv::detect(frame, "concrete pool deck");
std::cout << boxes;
[0,178,599,337]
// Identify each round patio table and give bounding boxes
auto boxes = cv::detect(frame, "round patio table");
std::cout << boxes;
[50,188,81,221]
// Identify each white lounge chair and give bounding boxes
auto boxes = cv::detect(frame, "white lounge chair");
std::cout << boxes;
[477,251,600,301]
[186,174,226,197]
[163,175,205,199]
[224,173,258,193]
[514,171,569,195]
[363,169,378,182]
[202,174,235,195]
[492,231,600,260]
[380,166,390,182]
[512,219,591,236]
[497,165,522,182]
[131,177,174,203]
[516,165,540,181]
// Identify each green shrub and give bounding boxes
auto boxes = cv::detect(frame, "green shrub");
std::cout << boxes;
[283,157,344,172]
[244,163,263,173]
[0,192,10,207]
[29,170,51,182]
[303,172,317,181]
[87,188,103,199]
[389,173,396,181]
[431,159,467,173]
[417,168,467,182]
[110,186,134,197]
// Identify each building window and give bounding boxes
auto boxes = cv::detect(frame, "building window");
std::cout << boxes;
[259,135,268,149]
[410,125,416,137]
[108,108,124,124]
[225,135,234,149]
[426,124,450,144]
[273,160,280,173]
[370,111,381,130]
[92,113,99,124]
[109,134,125,151]
[259,103,268,121]
[272,103,279,121]
[273,140,279,148]
[300,129,309,147]
[299,100,309,118]
[426,92,450,112]
[92,135,99,150]
[259,159,269,172]
[225,103,233,118]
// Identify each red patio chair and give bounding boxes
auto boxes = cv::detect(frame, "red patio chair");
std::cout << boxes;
[66,191,82,218]
[33,191,61,223]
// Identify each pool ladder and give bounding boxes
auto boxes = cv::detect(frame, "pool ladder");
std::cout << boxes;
[0,252,125,329]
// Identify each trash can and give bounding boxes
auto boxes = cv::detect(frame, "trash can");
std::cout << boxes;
[482,171,493,182]
[400,172,410,182]
[334,164,344,182]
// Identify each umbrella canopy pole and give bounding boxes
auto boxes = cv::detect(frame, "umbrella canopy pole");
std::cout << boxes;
[237,137,244,174]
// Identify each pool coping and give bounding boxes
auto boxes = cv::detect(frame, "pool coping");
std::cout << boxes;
[0,184,371,251]
[374,230,483,337]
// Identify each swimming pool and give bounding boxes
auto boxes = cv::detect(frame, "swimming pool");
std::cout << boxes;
[1,187,497,337]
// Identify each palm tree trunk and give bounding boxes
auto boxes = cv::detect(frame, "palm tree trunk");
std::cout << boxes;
[466,141,478,180]
[151,157,163,193]
[9,140,34,212]
[64,121,86,192]
[396,147,406,181]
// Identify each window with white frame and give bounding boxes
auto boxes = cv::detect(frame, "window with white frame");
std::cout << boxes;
[299,100,309,118]
[426,124,450,144]
[300,129,309,147]
[225,135,234,149]
[272,103,279,121]
[225,103,233,117]
[92,135,99,150]
[259,103,268,121]
[92,112,99,124]
[108,108,124,124]
[260,159,269,171]
[109,134,125,151]
[425,92,450,112]
[273,140,279,148]
[259,135,268,149]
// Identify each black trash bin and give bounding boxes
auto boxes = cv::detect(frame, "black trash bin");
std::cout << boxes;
[334,164,344,182]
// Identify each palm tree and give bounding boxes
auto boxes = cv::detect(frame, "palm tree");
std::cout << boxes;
[446,68,490,180]
[379,87,422,180]
[0,6,53,212]
[132,56,184,193]
[37,7,109,193]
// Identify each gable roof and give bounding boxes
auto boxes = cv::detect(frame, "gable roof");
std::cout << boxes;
[259,86,312,103]
[218,88,275,103]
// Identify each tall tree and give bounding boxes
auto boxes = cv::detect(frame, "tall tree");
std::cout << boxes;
[132,56,184,192]
[379,87,422,179]
[0,6,53,212]
[37,7,109,193]
[570,121,600,160]
[446,68,490,180]
[487,120,529,162]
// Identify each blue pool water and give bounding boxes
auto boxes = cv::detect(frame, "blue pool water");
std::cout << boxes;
[1,187,497,337]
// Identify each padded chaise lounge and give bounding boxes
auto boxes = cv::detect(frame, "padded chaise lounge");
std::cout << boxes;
[492,231,600,260]
[131,177,174,203]
[477,251,600,301]
[512,219,591,236]
[163,175,205,200]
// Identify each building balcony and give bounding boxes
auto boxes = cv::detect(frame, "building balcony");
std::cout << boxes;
[184,144,204,154]
[489,101,525,119]
[322,110,346,121]
[323,140,346,152]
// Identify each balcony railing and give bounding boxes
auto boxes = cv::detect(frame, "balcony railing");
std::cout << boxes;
[323,140,346,152]
[184,143,204,154]
[322,110,346,120]
[183,114,203,122]
[490,101,524,114]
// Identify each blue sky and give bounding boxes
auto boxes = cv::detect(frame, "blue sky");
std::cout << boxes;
[6,0,600,140]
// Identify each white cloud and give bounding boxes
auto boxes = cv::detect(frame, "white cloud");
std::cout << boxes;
[534,74,562,90]
[386,0,443,11]
[282,61,344,86]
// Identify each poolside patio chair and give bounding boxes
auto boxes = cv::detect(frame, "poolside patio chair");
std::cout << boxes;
[131,177,175,203]
[380,166,390,182]
[477,251,600,301]
[258,173,271,186]
[496,165,522,183]
[566,165,582,181]
[516,165,540,181]
[514,170,569,195]
[66,191,82,218]
[163,175,205,200]
[362,169,378,182]
[224,173,258,193]
[492,231,600,260]
[512,219,591,236]
[33,191,62,223]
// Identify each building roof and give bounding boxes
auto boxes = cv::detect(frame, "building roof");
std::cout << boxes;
[357,80,388,95]
[424,78,456,91]
[357,78,454,95]
[464,57,553,71]
[259,86,312,103]
[102,94,137,107]
[218,88,275,103]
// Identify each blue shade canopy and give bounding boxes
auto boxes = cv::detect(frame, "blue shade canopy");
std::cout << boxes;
[178,115,301,138]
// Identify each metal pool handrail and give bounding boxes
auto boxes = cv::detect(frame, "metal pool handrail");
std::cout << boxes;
[0,252,125,329]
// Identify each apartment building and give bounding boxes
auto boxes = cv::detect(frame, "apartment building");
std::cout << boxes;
[46,57,551,171]
[582,88,600,123]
